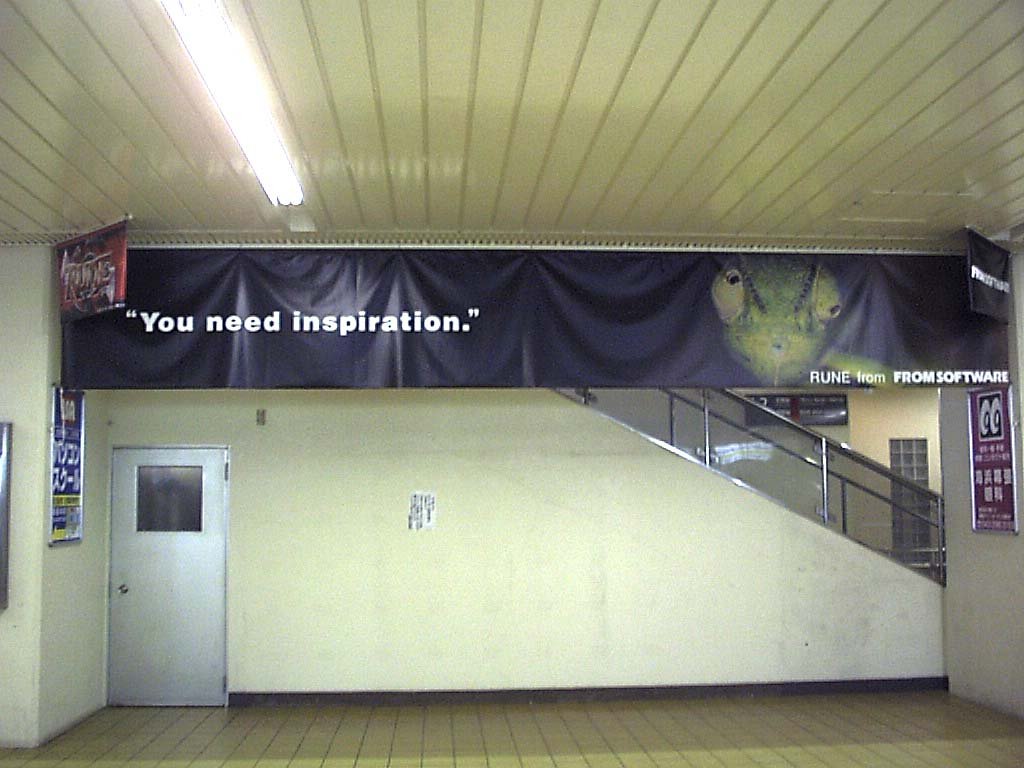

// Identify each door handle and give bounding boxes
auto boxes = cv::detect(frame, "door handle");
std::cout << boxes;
[117,584,129,595]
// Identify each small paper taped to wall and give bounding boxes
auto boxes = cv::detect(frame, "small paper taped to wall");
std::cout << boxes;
[409,491,436,530]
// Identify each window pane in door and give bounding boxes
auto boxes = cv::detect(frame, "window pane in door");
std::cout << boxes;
[137,466,203,532]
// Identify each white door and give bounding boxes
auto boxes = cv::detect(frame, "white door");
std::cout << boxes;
[109,447,228,705]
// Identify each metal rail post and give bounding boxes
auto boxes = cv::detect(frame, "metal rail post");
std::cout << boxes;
[938,496,947,585]
[702,390,711,466]
[820,436,829,524]
[668,392,675,448]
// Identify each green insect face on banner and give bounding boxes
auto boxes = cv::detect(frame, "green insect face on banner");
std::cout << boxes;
[712,256,843,386]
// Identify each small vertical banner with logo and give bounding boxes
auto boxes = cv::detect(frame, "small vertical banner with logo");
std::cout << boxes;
[56,220,128,322]
[966,229,1011,323]
[968,385,1018,533]
[50,388,85,545]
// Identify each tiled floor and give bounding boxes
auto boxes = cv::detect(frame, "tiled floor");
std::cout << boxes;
[3,692,1023,768]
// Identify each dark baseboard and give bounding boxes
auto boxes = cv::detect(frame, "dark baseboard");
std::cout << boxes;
[229,677,949,707]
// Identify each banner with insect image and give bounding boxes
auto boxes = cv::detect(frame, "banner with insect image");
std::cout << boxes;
[61,248,1009,390]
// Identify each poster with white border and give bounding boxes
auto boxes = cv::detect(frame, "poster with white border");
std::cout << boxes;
[968,385,1018,534]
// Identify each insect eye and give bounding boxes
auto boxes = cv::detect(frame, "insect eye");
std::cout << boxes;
[816,300,842,322]
[713,268,746,324]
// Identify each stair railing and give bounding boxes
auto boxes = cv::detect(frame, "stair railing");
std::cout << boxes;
[565,387,946,585]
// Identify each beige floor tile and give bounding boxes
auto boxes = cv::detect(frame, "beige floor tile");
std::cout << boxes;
[3,693,1023,768]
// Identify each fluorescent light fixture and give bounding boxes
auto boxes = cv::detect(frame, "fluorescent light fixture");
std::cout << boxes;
[160,0,303,206]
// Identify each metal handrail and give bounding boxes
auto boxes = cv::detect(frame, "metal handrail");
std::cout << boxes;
[716,388,943,502]
[568,386,946,585]
[665,388,941,527]
[666,389,819,466]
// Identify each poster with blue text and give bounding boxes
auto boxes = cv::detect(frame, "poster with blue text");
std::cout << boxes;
[50,388,85,545]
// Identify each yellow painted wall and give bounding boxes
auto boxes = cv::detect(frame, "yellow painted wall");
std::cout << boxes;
[0,247,108,747]
[0,247,50,745]
[38,391,109,742]
[847,388,942,493]
[942,254,1024,720]
[104,388,943,693]
[0,245,959,744]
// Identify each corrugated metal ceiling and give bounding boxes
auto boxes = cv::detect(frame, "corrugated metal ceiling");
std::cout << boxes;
[1,0,1023,252]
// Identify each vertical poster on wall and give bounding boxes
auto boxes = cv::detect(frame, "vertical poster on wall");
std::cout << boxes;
[968,385,1018,533]
[50,388,85,545]
[0,423,11,609]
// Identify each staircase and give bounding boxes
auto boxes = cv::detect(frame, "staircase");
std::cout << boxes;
[561,387,946,585]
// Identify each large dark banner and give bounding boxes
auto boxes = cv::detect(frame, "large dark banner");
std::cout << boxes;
[61,249,1009,390]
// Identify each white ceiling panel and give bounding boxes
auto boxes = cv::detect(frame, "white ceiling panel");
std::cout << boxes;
[8,1,210,226]
[589,0,777,232]
[0,0,1022,251]
[360,0,429,227]
[306,0,401,229]
[460,0,538,231]
[423,0,476,230]
[489,0,602,229]
[634,0,833,232]
[521,0,660,231]
[661,0,887,235]
[748,0,1019,235]
[238,0,358,231]
[554,0,714,231]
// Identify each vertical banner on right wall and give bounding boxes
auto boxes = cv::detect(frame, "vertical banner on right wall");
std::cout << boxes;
[968,385,1019,533]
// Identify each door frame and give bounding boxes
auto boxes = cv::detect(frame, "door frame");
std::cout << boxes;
[107,444,231,705]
